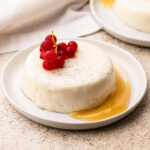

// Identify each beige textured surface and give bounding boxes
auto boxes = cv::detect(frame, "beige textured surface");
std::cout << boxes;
[0,30,150,150]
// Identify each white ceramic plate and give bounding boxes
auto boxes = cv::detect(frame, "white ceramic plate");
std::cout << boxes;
[1,38,147,130]
[90,0,150,47]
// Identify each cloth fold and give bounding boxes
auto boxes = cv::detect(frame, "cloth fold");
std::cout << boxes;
[0,0,101,53]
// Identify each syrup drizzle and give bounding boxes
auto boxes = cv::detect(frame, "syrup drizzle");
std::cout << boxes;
[70,64,131,121]
[100,0,115,8]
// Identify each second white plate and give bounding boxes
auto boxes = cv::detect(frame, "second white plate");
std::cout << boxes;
[90,0,150,47]
[1,38,147,130]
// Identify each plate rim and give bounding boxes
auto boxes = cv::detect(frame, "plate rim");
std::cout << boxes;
[90,0,150,46]
[1,38,147,127]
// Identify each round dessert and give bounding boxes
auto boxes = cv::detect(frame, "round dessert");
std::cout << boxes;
[22,40,115,113]
[113,0,150,33]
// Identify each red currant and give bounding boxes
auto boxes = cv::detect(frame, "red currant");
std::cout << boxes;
[44,51,57,63]
[41,34,79,71]
[57,42,67,52]
[40,51,45,60]
[40,47,43,52]
[45,35,57,43]
[66,47,76,58]
[41,40,54,51]
[58,51,66,59]
[68,41,78,51]
[47,44,56,51]
[43,61,56,70]
[55,56,65,67]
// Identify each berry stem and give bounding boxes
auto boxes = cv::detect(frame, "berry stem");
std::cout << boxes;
[52,30,57,54]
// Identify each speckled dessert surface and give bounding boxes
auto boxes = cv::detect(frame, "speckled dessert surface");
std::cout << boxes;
[0,31,150,150]
[22,40,114,113]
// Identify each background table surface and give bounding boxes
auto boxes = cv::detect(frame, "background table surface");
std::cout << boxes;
[0,30,150,150]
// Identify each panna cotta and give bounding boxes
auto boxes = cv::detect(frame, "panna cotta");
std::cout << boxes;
[22,40,115,113]
[113,0,150,32]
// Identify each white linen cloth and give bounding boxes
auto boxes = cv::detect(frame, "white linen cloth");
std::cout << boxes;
[0,0,101,53]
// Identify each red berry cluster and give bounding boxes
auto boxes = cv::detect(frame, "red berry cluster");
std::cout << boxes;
[40,32,78,70]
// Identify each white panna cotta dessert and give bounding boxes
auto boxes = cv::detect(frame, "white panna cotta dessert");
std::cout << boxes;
[22,40,115,113]
[113,0,150,33]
